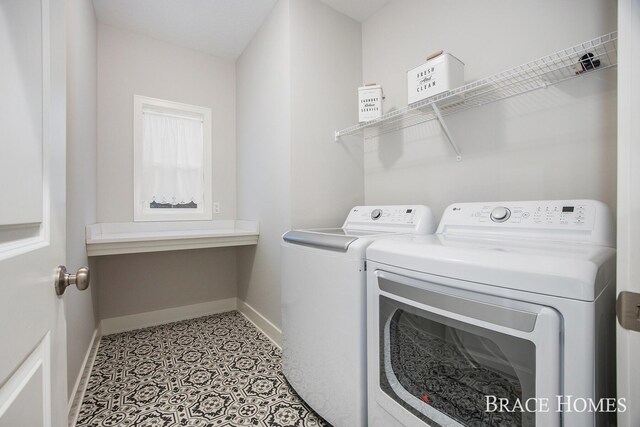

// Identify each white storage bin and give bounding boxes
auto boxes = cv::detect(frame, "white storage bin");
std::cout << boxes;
[407,52,464,105]
[358,84,383,122]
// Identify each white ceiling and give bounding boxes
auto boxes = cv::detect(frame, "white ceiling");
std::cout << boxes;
[92,0,391,59]
[319,0,390,23]
[92,0,278,59]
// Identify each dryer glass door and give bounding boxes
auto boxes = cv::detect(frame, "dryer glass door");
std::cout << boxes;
[376,273,561,427]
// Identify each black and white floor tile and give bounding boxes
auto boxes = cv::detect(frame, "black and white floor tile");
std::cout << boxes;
[77,311,328,427]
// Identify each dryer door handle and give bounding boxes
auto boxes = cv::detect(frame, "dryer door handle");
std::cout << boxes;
[377,272,538,333]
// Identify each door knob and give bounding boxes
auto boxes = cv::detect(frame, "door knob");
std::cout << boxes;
[55,266,90,296]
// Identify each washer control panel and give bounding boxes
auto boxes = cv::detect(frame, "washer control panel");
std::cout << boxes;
[456,202,590,227]
[343,205,437,234]
[349,206,420,225]
[439,200,614,246]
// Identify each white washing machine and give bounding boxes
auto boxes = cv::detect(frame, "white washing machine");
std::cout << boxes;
[281,205,437,427]
[366,200,616,427]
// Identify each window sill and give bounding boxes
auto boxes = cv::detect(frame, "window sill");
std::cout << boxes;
[85,220,259,256]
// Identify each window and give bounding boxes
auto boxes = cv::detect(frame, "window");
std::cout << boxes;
[133,95,212,221]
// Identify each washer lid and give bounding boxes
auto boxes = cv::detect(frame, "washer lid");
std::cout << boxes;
[283,227,401,251]
[283,229,359,252]
[367,234,616,301]
[310,228,383,237]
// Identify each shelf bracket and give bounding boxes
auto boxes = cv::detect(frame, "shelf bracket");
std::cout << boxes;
[334,131,340,142]
[432,104,462,161]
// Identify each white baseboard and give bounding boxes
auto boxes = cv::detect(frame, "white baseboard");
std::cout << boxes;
[99,297,281,346]
[237,299,282,348]
[100,298,237,335]
[68,328,101,427]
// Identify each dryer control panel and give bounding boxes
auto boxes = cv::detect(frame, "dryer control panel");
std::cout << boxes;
[438,200,614,247]
[343,205,437,235]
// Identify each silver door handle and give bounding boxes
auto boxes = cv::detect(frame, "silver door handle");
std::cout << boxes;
[55,266,90,296]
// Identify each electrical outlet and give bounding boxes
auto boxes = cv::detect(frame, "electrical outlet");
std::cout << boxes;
[213,202,220,214]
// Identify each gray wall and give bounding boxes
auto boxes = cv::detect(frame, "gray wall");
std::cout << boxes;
[362,0,617,219]
[237,0,292,328]
[290,0,364,229]
[96,23,237,222]
[97,248,237,319]
[236,0,363,328]
[96,24,239,318]
[65,0,99,400]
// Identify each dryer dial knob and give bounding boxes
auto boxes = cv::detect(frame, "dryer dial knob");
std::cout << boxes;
[371,209,383,220]
[491,207,511,223]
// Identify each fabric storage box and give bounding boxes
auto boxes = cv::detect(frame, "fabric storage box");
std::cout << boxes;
[358,84,383,122]
[407,52,464,105]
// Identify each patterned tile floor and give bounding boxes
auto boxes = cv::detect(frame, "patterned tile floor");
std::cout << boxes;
[77,311,328,427]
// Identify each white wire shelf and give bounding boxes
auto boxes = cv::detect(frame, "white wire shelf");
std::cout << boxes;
[335,32,618,150]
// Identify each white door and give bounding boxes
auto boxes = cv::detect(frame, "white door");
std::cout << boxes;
[617,0,640,426]
[0,0,67,426]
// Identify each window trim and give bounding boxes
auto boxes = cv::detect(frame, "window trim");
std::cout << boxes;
[133,95,213,222]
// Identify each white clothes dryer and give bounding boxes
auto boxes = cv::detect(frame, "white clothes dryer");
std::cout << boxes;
[366,200,616,427]
[281,205,437,427]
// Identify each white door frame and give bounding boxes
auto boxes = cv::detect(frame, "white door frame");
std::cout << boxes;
[617,0,640,426]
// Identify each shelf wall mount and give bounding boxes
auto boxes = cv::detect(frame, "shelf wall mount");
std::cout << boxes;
[431,104,461,161]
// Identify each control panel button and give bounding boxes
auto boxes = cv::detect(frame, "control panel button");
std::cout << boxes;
[490,207,511,223]
[371,209,382,220]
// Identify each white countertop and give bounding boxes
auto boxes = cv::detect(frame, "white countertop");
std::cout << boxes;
[85,220,259,256]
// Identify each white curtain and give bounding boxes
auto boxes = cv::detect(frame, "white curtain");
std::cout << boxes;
[141,111,204,207]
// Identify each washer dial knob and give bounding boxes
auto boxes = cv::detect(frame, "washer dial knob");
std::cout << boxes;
[371,209,383,220]
[490,207,511,223]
